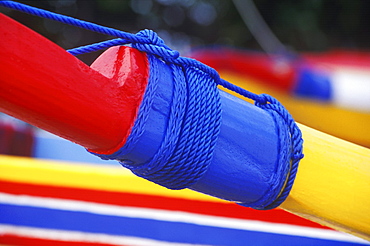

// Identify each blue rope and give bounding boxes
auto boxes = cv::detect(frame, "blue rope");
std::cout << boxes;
[125,60,221,190]
[68,38,129,56]
[0,0,304,209]
[254,94,304,209]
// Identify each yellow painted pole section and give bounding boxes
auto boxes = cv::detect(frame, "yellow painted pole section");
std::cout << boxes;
[281,124,370,241]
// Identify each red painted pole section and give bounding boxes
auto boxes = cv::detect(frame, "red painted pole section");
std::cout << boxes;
[0,14,149,154]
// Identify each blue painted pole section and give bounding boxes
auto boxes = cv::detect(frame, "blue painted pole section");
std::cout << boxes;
[192,91,288,206]
[111,54,290,208]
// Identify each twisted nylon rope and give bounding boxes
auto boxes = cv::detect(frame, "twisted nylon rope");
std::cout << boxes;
[123,59,222,190]
[0,0,304,209]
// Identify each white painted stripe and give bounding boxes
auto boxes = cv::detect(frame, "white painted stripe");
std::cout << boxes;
[0,192,368,244]
[331,69,370,112]
[0,224,209,246]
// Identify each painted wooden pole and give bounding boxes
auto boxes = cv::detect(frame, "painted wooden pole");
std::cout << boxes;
[0,14,369,240]
[282,125,370,240]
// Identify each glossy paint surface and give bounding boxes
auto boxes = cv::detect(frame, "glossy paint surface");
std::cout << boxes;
[0,14,148,153]
[89,46,149,154]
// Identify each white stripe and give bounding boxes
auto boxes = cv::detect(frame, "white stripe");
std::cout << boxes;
[0,224,208,246]
[0,192,368,244]
[331,69,370,112]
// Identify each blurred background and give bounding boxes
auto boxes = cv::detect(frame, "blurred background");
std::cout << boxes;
[1,0,369,64]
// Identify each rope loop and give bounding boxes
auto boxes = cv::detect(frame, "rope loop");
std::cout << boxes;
[253,93,304,209]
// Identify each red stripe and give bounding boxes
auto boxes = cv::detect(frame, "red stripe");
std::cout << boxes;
[304,50,370,69]
[0,234,123,246]
[0,180,328,229]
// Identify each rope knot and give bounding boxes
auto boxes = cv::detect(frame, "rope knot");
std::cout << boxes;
[136,29,165,46]
[133,29,180,61]
[254,93,276,107]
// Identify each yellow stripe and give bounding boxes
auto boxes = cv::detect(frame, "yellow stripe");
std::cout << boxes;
[0,155,223,203]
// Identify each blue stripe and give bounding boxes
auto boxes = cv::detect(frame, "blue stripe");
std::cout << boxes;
[0,204,366,246]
